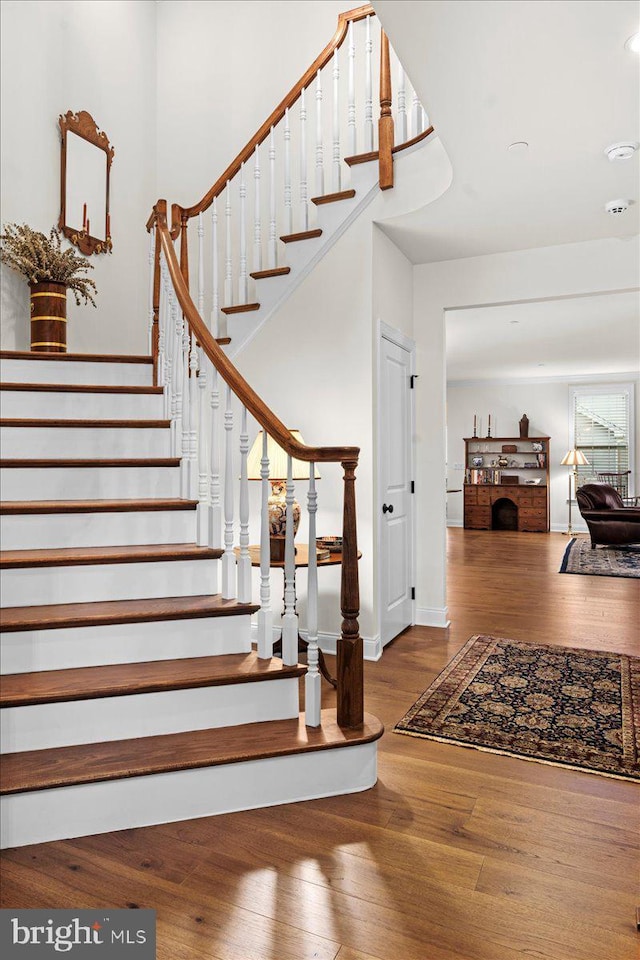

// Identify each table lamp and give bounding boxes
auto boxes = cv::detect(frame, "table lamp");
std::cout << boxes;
[247,429,318,561]
[560,448,589,535]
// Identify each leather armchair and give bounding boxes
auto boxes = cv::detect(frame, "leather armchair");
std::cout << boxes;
[576,484,640,548]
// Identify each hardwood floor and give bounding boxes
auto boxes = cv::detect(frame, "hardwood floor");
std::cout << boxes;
[2,529,638,960]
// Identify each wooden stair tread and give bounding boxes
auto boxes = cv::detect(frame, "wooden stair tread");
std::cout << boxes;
[0,594,257,632]
[280,229,322,243]
[220,303,260,315]
[0,710,384,795]
[0,543,222,569]
[0,382,163,395]
[0,458,180,468]
[0,498,197,516]
[344,150,378,166]
[0,652,305,707]
[250,266,291,280]
[0,351,152,364]
[216,337,232,345]
[0,418,170,429]
[311,189,356,205]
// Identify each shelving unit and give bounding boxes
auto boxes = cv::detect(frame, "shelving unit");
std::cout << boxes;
[463,436,550,532]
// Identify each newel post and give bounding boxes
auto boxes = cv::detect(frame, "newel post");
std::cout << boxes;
[378,29,394,190]
[337,458,364,728]
[178,208,190,288]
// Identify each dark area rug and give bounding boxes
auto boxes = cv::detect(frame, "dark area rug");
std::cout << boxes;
[394,635,640,781]
[560,537,640,578]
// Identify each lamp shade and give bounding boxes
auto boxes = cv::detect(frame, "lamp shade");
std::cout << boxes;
[560,449,589,467]
[246,429,319,481]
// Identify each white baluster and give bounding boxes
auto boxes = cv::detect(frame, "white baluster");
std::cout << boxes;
[221,384,236,599]
[422,106,429,131]
[364,16,374,151]
[224,181,233,314]
[332,48,341,192]
[315,70,324,197]
[281,454,299,665]
[147,228,155,353]
[397,63,407,143]
[284,108,293,235]
[412,91,421,138]
[238,406,251,602]
[347,21,356,156]
[253,145,262,274]
[211,198,220,338]
[239,165,248,303]
[188,333,199,499]
[268,127,277,268]
[180,319,191,498]
[209,366,222,549]
[158,259,168,392]
[197,348,210,546]
[257,430,273,659]
[305,462,320,726]
[299,87,308,231]
[197,212,204,318]
[170,287,182,458]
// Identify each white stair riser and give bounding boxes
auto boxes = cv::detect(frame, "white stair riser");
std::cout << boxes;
[1,558,219,608]
[0,509,197,550]
[2,678,299,753]
[0,426,171,459]
[0,465,180,500]
[0,359,153,387]
[0,743,377,848]
[1,615,252,674]
[0,390,164,419]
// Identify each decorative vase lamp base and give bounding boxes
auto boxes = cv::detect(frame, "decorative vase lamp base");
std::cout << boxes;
[30,281,67,353]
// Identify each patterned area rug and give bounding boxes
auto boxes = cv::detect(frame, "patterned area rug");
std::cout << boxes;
[394,635,640,781]
[560,537,640,578]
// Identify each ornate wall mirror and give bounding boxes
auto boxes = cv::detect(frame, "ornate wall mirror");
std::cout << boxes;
[59,110,114,255]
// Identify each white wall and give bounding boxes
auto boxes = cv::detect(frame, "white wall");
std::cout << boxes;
[155,0,347,209]
[0,0,157,354]
[445,375,639,532]
[413,235,640,627]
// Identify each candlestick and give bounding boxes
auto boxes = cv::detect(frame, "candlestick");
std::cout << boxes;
[86,218,90,237]
[473,414,477,438]
[82,203,87,229]
[106,213,111,238]
[487,413,492,438]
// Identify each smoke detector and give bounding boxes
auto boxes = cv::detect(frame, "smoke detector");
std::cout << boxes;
[605,199,630,215]
[604,142,638,161]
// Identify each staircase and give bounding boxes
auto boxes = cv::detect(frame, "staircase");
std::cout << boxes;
[0,351,382,849]
[0,5,436,848]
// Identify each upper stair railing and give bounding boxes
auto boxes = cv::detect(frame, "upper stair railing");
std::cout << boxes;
[146,7,432,733]
[156,4,431,341]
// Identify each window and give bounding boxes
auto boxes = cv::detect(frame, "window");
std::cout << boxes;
[570,384,635,494]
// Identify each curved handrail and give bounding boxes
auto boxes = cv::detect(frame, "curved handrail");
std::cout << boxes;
[180,3,375,224]
[151,201,359,466]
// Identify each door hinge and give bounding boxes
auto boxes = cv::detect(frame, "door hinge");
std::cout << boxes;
[411,587,416,600]
[411,480,415,494]
[410,375,419,389]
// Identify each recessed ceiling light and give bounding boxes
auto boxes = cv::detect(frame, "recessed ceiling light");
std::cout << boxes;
[507,141,529,153]
[509,320,520,324]
[625,32,640,54]
[604,142,638,161]
[537,363,545,367]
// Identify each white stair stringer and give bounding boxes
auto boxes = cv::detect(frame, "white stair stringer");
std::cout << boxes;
[2,677,300,753]
[0,733,378,849]
[0,507,197,550]
[1,613,253,675]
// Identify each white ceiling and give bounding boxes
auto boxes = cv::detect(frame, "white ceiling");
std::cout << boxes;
[446,290,640,381]
[374,0,640,264]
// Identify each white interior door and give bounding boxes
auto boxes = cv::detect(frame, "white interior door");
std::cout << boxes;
[379,331,414,646]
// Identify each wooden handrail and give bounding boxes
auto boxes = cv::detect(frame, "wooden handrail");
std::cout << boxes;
[150,201,359,466]
[179,4,375,222]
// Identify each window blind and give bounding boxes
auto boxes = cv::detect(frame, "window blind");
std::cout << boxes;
[573,390,630,485]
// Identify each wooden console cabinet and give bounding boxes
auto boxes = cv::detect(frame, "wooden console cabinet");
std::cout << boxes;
[463,436,550,532]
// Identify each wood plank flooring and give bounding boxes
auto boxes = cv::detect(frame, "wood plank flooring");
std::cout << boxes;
[2,529,639,960]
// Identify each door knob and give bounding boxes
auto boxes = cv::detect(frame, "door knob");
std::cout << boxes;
[382,503,394,514]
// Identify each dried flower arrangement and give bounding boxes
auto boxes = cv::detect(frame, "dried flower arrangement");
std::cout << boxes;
[0,223,97,306]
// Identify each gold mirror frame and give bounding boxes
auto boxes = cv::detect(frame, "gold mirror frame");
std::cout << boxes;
[59,110,114,255]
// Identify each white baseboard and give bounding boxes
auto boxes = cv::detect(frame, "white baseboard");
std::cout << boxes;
[415,606,450,629]
[446,519,463,527]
